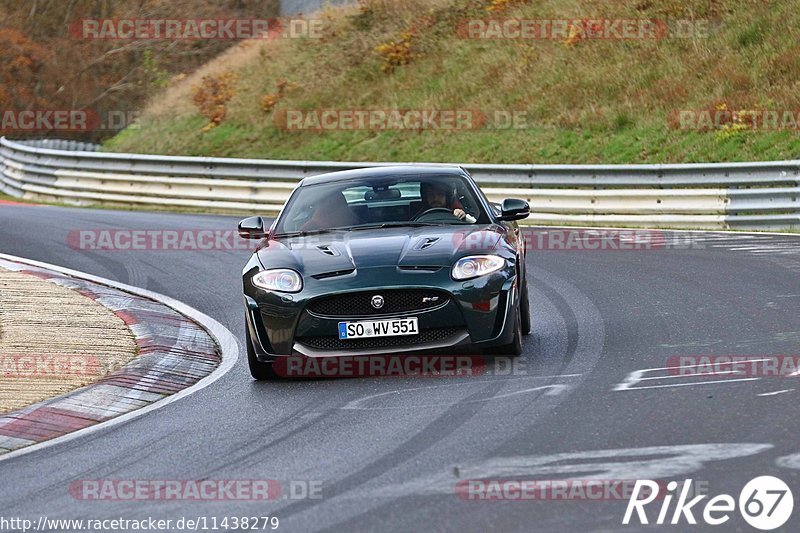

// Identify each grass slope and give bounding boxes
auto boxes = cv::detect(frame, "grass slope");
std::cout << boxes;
[105,0,800,163]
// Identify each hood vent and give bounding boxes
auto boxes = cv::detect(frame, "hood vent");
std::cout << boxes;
[398,266,442,272]
[415,237,440,250]
[312,269,355,280]
[316,245,340,257]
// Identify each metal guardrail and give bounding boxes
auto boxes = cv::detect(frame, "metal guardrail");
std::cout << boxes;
[8,139,100,152]
[1,137,798,230]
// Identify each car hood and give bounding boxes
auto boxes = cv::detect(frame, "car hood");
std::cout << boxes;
[255,225,509,277]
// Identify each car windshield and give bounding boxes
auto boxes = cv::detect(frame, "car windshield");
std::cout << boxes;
[274,174,487,235]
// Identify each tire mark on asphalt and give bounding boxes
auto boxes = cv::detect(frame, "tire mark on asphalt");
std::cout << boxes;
[0,431,181,513]
[530,279,579,373]
[198,405,335,476]
[267,381,508,520]
[273,265,607,528]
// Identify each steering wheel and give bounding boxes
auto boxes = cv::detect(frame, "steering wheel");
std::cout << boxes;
[413,207,459,222]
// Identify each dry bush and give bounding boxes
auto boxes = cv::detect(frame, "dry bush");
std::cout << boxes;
[260,79,297,113]
[192,71,238,131]
[767,46,800,85]
[0,0,280,139]
[484,0,527,13]
[375,30,417,73]
[0,28,49,108]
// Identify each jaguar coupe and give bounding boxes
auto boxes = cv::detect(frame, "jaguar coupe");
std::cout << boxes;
[239,166,531,379]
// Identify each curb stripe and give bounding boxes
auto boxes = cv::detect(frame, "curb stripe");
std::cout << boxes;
[0,254,238,462]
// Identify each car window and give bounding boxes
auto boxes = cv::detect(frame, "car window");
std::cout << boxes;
[275,175,486,234]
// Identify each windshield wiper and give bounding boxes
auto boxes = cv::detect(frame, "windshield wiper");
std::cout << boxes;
[349,222,445,231]
[275,222,448,237]
[273,228,348,238]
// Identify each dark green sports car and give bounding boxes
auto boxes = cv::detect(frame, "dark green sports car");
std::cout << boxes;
[239,166,531,380]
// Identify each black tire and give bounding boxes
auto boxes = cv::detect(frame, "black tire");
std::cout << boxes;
[520,276,532,336]
[246,321,280,380]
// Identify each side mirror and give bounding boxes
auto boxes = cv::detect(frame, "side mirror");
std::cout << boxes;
[238,216,267,239]
[498,198,530,221]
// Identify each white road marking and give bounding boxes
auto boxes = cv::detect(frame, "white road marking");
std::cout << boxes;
[618,377,760,391]
[635,370,741,380]
[362,443,773,499]
[776,452,800,470]
[490,384,568,400]
[341,376,579,410]
[613,359,772,391]
[757,389,794,397]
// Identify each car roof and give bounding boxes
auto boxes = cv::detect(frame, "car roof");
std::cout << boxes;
[298,165,468,187]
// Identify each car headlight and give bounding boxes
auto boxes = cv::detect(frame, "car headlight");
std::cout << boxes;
[452,255,505,280]
[252,269,303,293]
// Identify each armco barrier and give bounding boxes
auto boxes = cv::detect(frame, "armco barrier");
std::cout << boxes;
[1,137,798,230]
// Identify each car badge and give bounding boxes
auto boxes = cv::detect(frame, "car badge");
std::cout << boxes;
[422,296,440,303]
[371,295,385,309]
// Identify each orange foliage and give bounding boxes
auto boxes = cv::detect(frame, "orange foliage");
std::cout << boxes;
[192,71,238,131]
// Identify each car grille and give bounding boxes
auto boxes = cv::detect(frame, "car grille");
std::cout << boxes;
[297,327,461,351]
[306,289,449,317]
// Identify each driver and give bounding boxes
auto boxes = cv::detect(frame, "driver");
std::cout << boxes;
[417,181,477,223]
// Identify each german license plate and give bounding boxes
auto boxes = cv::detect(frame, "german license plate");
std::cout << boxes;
[338,317,419,340]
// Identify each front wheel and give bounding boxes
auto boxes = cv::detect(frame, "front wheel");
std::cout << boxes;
[520,276,532,336]
[246,321,279,380]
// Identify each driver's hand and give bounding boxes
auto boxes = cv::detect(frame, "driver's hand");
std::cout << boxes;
[453,209,466,220]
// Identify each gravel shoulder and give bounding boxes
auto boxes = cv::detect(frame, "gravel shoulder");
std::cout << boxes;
[0,268,137,414]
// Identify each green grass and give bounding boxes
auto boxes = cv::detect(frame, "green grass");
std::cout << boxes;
[0,191,20,202]
[104,0,800,164]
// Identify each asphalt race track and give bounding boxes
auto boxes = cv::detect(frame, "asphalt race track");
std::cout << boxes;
[1,203,799,531]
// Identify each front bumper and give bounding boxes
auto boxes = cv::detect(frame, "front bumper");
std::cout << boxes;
[244,263,518,362]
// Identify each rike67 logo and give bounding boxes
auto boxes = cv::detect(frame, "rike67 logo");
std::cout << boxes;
[623,476,794,530]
